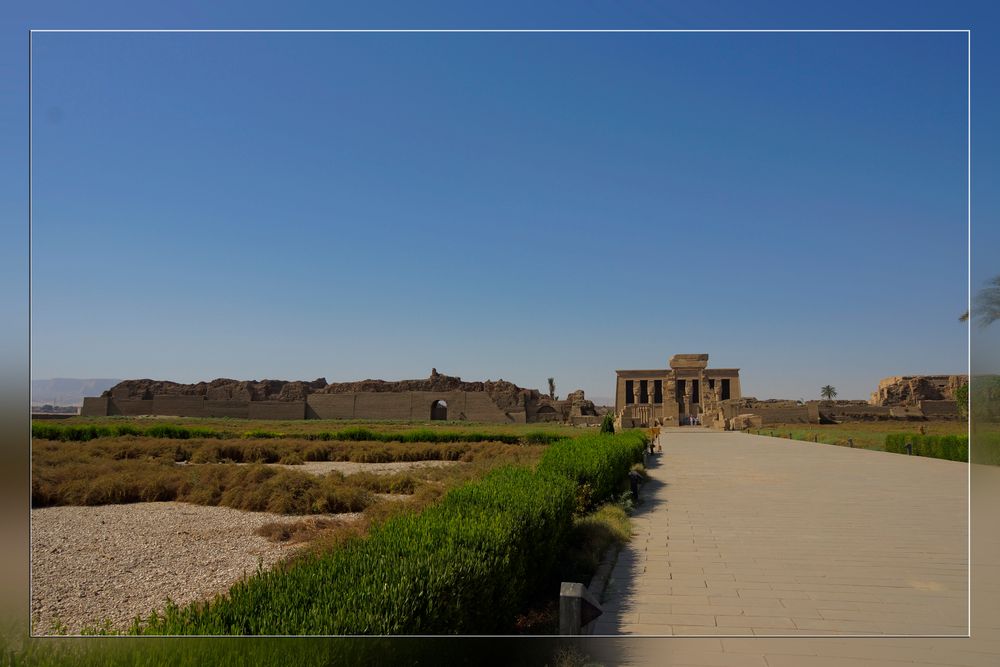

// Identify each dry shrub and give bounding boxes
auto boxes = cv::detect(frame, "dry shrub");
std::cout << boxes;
[256,522,295,542]
[31,429,552,518]
[559,503,631,583]
[303,444,331,461]
[359,494,420,528]
[243,443,280,463]
[255,517,351,544]
[354,447,393,463]
[312,481,371,514]
[344,471,417,494]
[189,442,255,464]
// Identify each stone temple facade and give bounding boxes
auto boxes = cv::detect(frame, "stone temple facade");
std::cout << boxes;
[615,354,742,428]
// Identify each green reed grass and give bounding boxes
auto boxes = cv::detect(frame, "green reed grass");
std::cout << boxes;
[129,431,647,635]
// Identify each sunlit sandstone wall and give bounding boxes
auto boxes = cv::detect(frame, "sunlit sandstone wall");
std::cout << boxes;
[80,391,523,423]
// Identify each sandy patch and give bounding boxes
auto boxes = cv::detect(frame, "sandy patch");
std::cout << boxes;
[30,502,359,635]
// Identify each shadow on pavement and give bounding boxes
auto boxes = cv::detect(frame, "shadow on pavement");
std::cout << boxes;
[591,450,669,635]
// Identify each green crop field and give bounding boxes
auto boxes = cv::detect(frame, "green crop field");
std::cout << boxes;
[37,415,586,439]
[753,420,967,451]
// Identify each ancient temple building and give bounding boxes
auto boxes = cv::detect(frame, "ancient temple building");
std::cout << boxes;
[615,354,741,427]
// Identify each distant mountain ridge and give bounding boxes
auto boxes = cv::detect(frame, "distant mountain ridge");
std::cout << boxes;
[31,378,121,406]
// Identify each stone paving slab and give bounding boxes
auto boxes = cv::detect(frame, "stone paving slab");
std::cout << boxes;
[579,431,1000,666]
[599,432,968,637]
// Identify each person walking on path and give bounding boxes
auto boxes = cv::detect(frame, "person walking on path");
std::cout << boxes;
[628,468,641,502]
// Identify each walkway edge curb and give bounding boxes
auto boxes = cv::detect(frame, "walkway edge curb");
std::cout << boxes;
[587,530,625,603]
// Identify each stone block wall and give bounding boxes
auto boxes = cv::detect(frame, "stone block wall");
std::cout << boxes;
[152,396,208,417]
[300,391,522,422]
[412,391,470,421]
[80,396,109,416]
[570,415,602,426]
[75,390,529,423]
[305,394,356,419]
[919,400,960,418]
[463,392,518,422]
[754,405,816,424]
[820,405,891,419]
[248,401,307,420]
[355,393,415,420]
[730,414,763,430]
[110,399,154,416]
[203,400,250,419]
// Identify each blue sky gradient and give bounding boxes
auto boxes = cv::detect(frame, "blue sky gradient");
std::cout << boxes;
[3,2,996,404]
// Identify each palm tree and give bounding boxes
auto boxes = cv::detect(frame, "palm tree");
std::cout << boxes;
[961,274,1000,326]
[547,377,556,400]
[820,385,837,401]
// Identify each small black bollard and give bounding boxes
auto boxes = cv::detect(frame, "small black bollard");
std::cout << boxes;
[905,441,913,455]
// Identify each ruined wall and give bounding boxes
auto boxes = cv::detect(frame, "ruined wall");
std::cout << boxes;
[825,405,891,420]
[355,393,416,420]
[152,396,209,417]
[305,394,356,419]
[730,414,763,430]
[752,405,816,424]
[571,415,602,426]
[919,400,960,418]
[463,392,518,422]
[203,400,250,419]
[80,396,109,417]
[809,402,892,421]
[88,371,541,423]
[870,375,968,406]
[248,401,306,420]
[110,399,154,416]
[305,391,519,422]
[890,406,926,419]
[80,371,592,425]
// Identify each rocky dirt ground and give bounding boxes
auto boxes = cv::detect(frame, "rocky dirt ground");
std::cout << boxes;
[30,502,360,635]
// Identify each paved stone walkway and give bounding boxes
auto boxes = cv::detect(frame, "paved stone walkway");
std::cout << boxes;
[582,430,998,666]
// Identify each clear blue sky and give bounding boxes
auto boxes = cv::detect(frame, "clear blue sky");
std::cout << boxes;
[3,2,996,404]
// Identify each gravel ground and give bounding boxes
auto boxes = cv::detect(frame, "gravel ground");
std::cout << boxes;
[30,502,359,635]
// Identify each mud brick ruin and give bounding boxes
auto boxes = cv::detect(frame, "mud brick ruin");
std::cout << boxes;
[79,359,966,428]
[80,369,601,425]
[869,375,968,417]
[615,354,966,429]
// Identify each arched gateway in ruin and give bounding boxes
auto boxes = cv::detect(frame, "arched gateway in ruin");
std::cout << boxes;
[615,354,741,428]
[430,400,448,420]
